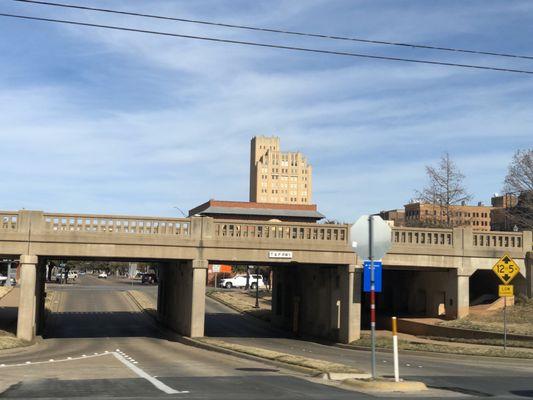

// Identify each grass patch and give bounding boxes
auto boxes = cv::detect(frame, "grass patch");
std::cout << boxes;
[0,330,30,350]
[350,333,533,359]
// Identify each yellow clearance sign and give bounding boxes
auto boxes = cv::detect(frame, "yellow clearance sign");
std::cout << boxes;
[492,254,520,285]
[499,285,514,297]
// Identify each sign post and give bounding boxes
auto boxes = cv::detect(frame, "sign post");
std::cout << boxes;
[368,216,376,378]
[492,254,520,351]
[350,215,392,380]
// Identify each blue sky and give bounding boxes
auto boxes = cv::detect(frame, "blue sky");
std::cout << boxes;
[0,0,532,221]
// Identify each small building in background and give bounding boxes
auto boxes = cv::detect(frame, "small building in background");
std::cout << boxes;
[490,193,518,231]
[378,209,405,227]
[189,199,324,223]
[404,202,492,231]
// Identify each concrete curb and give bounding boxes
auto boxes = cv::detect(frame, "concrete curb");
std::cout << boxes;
[342,378,428,392]
[126,291,317,375]
[127,290,367,378]
[180,337,318,376]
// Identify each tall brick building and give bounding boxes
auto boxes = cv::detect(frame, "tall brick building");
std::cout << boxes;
[249,136,312,205]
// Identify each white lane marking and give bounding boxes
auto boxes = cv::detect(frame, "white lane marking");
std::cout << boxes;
[112,352,187,394]
[1,353,108,368]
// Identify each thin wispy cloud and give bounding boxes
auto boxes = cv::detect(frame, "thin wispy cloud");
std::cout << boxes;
[0,0,531,220]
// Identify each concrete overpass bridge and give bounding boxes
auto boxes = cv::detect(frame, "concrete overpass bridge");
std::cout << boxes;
[1,210,531,344]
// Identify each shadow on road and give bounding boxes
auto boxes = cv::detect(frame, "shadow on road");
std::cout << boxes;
[44,311,162,339]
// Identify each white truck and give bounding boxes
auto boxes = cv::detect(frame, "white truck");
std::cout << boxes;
[219,274,265,289]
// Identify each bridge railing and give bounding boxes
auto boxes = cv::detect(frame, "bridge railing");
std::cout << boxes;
[214,220,348,243]
[0,211,18,231]
[42,213,191,236]
[391,227,454,247]
[472,232,523,249]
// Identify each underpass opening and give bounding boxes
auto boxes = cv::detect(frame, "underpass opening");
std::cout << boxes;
[206,261,360,343]
[367,267,465,330]
[41,257,163,339]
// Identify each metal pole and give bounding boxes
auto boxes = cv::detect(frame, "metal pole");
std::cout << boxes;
[503,296,507,351]
[392,316,400,382]
[369,215,376,379]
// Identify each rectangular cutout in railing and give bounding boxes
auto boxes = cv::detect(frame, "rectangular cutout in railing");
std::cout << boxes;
[213,221,349,243]
[43,213,190,236]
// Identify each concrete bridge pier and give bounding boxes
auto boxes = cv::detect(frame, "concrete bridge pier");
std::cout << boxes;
[448,270,470,319]
[339,265,361,343]
[16,255,46,341]
[158,259,207,337]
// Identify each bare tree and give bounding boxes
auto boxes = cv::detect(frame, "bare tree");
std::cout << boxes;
[414,153,472,227]
[502,149,533,230]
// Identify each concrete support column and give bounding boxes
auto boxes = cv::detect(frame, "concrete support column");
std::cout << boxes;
[447,269,470,319]
[190,259,207,337]
[158,259,207,338]
[339,265,361,343]
[17,255,38,341]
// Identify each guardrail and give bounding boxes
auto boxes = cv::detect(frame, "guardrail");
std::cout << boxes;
[0,212,18,231]
[43,213,190,236]
[214,220,348,243]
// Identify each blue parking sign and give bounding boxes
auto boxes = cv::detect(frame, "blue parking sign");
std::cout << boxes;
[363,260,382,293]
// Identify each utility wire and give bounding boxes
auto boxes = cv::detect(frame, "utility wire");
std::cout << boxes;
[1,12,533,75]
[10,0,533,61]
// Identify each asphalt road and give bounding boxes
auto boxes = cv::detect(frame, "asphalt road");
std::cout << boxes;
[151,283,533,398]
[0,276,371,400]
[1,276,531,399]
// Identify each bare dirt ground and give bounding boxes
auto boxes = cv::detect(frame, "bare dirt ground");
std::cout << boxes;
[437,297,533,336]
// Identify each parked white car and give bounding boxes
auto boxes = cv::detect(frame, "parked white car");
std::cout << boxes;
[98,272,108,279]
[68,271,78,280]
[220,274,265,289]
